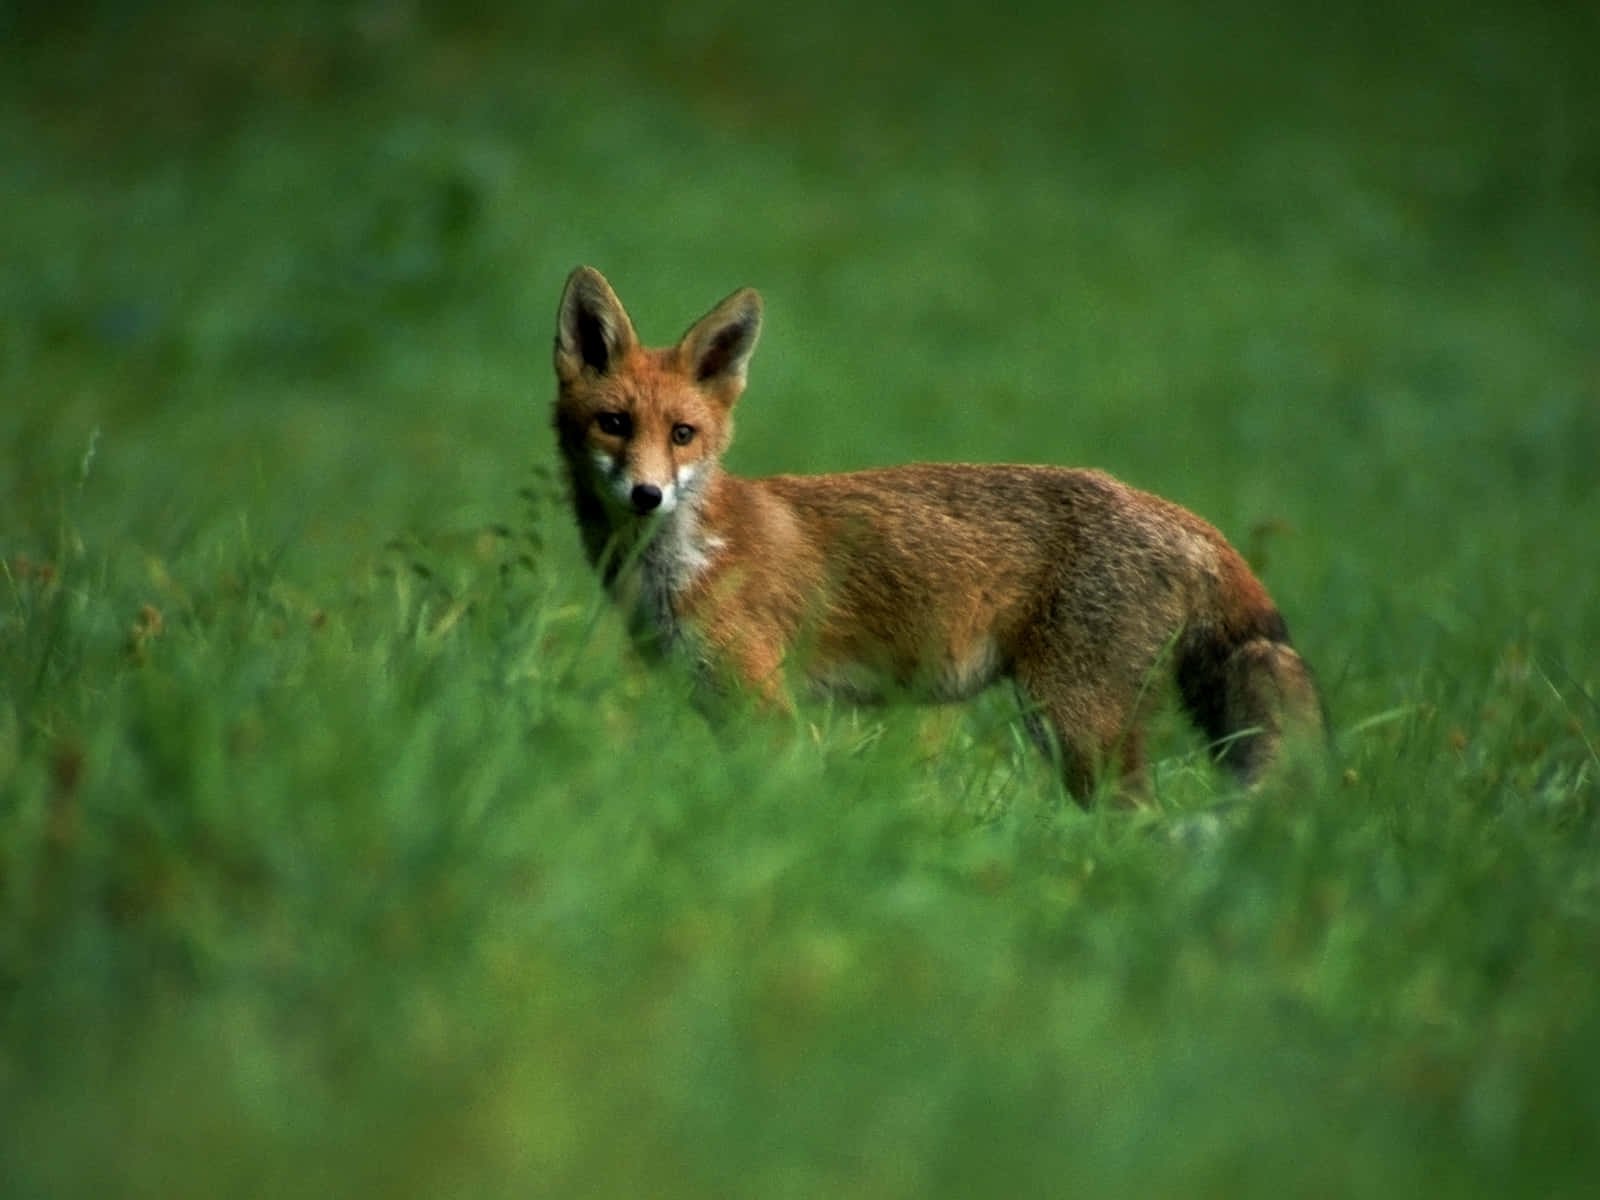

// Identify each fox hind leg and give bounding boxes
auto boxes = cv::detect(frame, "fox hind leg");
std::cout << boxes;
[1014,678,1147,808]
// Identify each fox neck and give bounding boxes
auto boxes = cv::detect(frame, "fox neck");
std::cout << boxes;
[567,458,725,646]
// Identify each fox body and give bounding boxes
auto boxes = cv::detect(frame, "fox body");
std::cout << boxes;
[552,267,1322,803]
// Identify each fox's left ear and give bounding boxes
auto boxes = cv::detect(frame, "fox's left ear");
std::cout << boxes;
[677,287,763,401]
[555,266,638,383]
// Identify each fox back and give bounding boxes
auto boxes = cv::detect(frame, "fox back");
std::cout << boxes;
[552,266,1324,804]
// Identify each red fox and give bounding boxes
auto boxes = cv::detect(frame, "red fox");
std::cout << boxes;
[552,266,1323,804]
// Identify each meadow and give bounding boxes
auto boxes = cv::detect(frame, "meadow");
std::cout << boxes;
[2,1,1597,1194]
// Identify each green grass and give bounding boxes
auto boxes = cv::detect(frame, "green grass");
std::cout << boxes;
[3,1,1598,1195]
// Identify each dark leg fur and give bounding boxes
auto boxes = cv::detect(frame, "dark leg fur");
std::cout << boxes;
[1016,685,1148,808]
[1018,702,1096,803]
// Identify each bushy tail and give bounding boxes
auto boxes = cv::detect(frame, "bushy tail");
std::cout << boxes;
[1176,613,1326,785]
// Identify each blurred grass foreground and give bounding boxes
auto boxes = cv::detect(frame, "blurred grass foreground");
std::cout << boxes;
[2,1,1598,1196]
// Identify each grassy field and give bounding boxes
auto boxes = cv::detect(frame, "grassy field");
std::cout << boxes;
[3,1,1598,1195]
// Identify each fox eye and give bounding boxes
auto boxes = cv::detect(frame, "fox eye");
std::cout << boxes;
[671,423,696,447]
[594,411,630,437]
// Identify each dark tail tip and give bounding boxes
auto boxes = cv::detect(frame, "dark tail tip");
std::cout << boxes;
[1177,616,1323,783]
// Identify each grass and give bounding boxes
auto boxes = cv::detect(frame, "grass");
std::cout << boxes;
[2,1,1598,1195]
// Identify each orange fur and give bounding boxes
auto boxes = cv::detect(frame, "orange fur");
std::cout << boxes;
[552,267,1323,804]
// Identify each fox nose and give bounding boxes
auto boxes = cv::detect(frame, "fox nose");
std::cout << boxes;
[630,483,663,513]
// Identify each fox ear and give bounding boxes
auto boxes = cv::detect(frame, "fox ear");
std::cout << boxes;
[677,287,763,399]
[555,267,638,382]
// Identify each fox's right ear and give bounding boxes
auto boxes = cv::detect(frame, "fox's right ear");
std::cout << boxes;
[676,287,763,401]
[555,267,638,382]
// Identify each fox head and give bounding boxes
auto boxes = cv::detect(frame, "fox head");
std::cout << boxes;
[554,267,763,519]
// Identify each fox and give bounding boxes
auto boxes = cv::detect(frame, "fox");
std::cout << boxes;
[551,266,1324,805]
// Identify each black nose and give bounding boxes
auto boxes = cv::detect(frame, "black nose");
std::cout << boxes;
[630,483,663,513]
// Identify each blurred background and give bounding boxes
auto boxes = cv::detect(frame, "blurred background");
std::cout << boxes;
[5,0,1594,527]
[7,0,1597,691]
